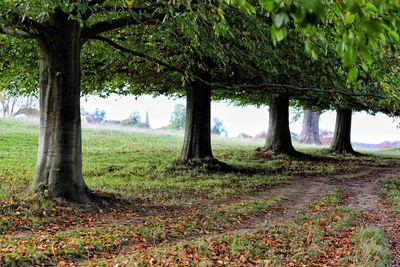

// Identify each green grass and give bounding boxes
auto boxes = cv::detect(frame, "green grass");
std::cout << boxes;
[350,227,392,267]
[362,146,400,159]
[0,119,356,204]
[381,179,400,213]
[0,119,398,266]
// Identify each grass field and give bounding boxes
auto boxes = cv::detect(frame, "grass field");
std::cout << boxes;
[1,119,399,266]
[0,119,350,203]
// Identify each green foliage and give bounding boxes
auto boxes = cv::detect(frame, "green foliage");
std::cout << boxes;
[120,111,148,128]
[0,36,38,96]
[93,108,106,123]
[211,117,226,135]
[1,0,399,116]
[167,104,186,130]
[232,0,400,77]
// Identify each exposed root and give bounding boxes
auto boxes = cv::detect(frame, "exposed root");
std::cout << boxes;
[329,148,363,156]
[255,147,304,159]
[174,157,232,172]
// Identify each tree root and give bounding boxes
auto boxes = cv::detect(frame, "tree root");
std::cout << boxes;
[329,148,363,156]
[174,157,232,172]
[255,147,304,159]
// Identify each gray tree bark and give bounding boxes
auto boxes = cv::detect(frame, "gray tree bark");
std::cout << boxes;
[299,109,321,145]
[32,10,90,204]
[330,109,355,154]
[263,94,297,155]
[180,79,213,161]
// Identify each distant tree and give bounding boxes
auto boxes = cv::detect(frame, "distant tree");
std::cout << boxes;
[128,111,141,124]
[168,104,186,130]
[121,111,148,128]
[255,131,267,139]
[0,82,38,118]
[93,108,106,123]
[291,132,300,143]
[238,133,252,139]
[211,117,227,135]
[145,112,150,128]
[0,83,19,117]
[299,110,322,145]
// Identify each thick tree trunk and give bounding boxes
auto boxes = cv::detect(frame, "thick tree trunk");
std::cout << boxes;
[299,109,321,145]
[262,94,297,155]
[180,80,213,162]
[32,12,90,204]
[330,109,355,154]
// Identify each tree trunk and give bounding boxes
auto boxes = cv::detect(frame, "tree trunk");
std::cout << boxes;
[262,94,297,155]
[2,100,9,117]
[330,109,355,154]
[299,109,321,145]
[10,98,16,116]
[180,79,213,162]
[32,11,90,204]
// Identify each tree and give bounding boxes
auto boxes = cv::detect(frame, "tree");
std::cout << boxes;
[87,1,399,163]
[93,108,106,123]
[330,109,355,154]
[260,94,297,156]
[145,111,150,128]
[181,77,214,162]
[211,117,227,135]
[84,2,281,166]
[128,111,141,124]
[0,83,19,117]
[121,111,148,128]
[168,104,186,130]
[2,0,398,202]
[0,1,168,203]
[299,110,321,145]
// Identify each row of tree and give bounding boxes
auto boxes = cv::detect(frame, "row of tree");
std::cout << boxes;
[1,0,399,203]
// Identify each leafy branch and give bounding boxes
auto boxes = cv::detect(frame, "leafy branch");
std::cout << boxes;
[92,35,385,101]
[82,9,166,38]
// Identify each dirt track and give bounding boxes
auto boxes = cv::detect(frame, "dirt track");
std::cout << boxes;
[78,163,400,266]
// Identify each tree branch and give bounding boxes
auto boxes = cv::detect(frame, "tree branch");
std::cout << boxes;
[0,27,36,38]
[91,35,386,101]
[82,8,165,38]
[91,35,184,74]
[211,82,385,99]
[1,10,46,38]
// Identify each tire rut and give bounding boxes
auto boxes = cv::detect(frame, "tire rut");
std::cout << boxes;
[342,167,400,267]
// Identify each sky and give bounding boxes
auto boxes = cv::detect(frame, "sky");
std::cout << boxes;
[81,94,400,144]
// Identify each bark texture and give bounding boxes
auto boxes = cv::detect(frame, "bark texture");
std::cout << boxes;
[262,94,297,155]
[180,79,213,161]
[299,109,321,145]
[330,109,355,154]
[32,11,90,203]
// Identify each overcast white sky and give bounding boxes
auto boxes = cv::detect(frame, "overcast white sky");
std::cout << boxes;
[82,94,400,144]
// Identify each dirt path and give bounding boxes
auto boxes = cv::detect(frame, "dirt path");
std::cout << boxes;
[343,167,400,266]
[168,166,400,265]
[193,167,388,238]
[77,165,400,266]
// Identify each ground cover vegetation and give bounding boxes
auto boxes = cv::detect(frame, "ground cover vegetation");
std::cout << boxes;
[1,120,400,266]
